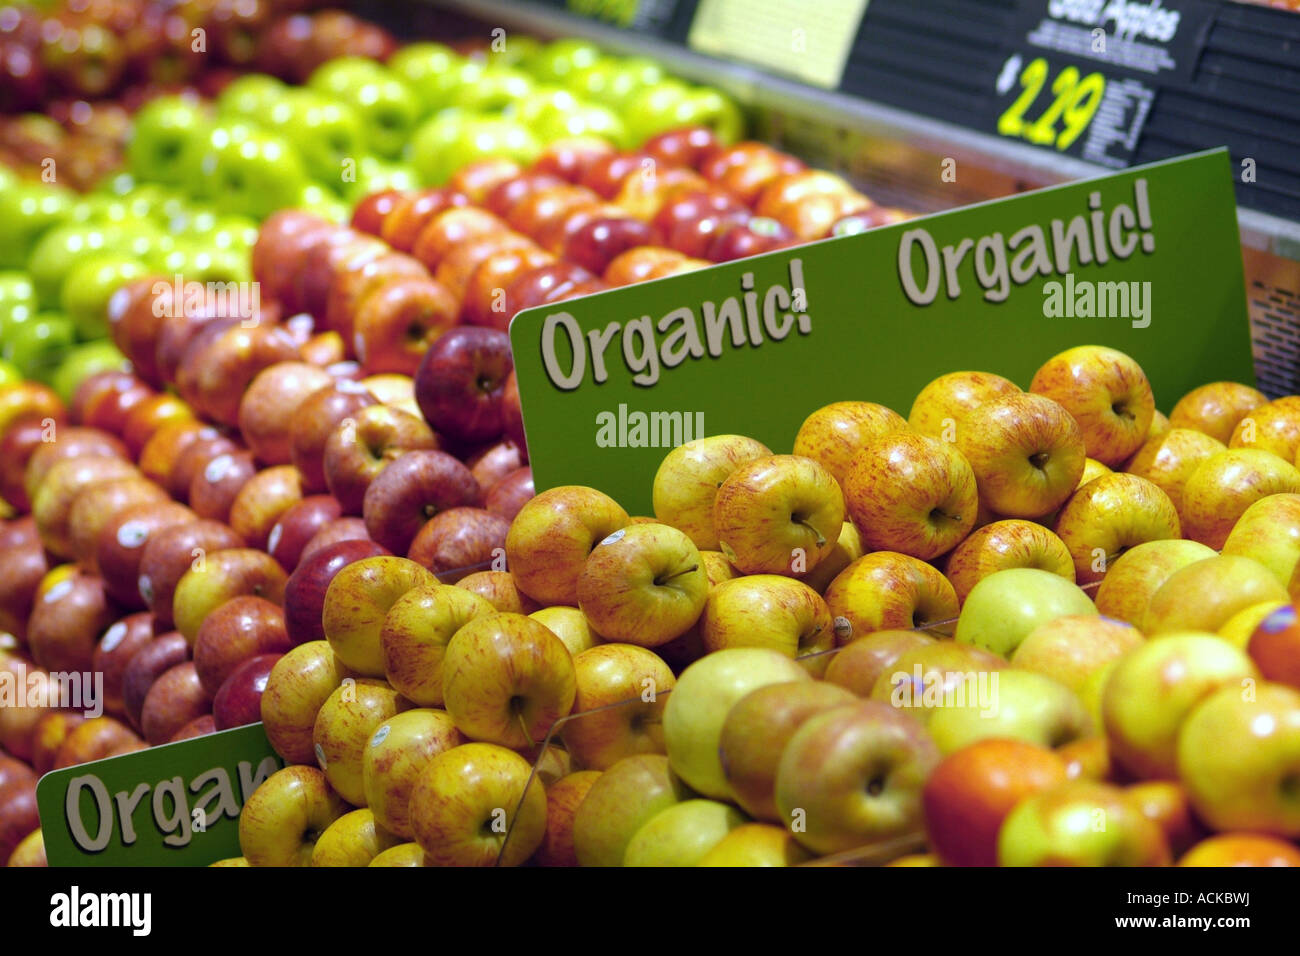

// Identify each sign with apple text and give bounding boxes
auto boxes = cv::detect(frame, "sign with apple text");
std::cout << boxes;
[510,148,1254,516]
[36,723,282,867]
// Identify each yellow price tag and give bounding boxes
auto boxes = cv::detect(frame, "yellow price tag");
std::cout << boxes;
[996,56,1106,152]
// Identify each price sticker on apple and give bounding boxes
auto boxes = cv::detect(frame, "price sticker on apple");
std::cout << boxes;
[36,723,282,867]
[510,149,1254,515]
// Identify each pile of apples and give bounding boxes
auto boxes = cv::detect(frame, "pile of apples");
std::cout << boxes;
[0,1,388,115]
[225,343,1300,867]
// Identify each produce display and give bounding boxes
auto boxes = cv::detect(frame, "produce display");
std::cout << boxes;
[0,0,1297,879]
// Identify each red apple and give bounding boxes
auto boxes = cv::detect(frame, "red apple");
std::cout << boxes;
[410,206,510,271]
[408,507,510,575]
[140,661,212,745]
[229,465,303,551]
[137,519,246,629]
[193,595,290,696]
[352,277,458,377]
[23,426,125,505]
[0,541,49,643]
[289,379,378,494]
[413,325,514,445]
[188,449,257,523]
[96,500,198,610]
[26,568,120,674]
[283,538,388,647]
[175,322,300,426]
[380,188,470,252]
[323,403,437,514]
[91,612,157,719]
[361,449,482,555]
[352,188,405,237]
[213,653,282,730]
[268,495,343,570]
[467,440,524,491]
[299,517,374,565]
[237,361,334,466]
[121,631,190,733]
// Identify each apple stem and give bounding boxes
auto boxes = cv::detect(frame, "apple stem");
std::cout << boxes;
[516,709,534,749]
[655,565,699,586]
[793,517,826,547]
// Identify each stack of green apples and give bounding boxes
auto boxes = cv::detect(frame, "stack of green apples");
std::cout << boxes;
[399,38,743,186]
[0,160,261,399]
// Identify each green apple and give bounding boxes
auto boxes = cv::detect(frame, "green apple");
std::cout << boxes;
[1177,682,1300,837]
[28,221,164,305]
[49,340,129,405]
[386,43,463,108]
[344,157,421,203]
[524,39,604,84]
[662,647,810,799]
[308,59,421,159]
[926,669,1091,755]
[60,255,148,340]
[569,57,666,108]
[447,66,534,113]
[203,215,260,252]
[697,822,814,866]
[297,183,350,225]
[0,184,78,270]
[0,359,21,388]
[997,780,1171,866]
[196,125,310,220]
[623,799,746,866]
[216,73,290,121]
[156,242,250,285]
[3,311,76,379]
[411,114,542,186]
[955,568,1098,658]
[127,95,213,185]
[516,89,627,147]
[1102,632,1258,779]
[0,272,36,316]
[264,89,364,187]
[573,754,692,867]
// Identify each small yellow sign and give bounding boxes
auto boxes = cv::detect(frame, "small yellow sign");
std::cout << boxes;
[688,0,870,89]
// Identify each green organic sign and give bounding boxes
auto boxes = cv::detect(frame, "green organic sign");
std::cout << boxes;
[36,723,282,867]
[510,149,1253,515]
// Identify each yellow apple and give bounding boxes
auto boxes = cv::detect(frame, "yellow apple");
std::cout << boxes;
[907,370,1020,437]
[1229,401,1300,462]
[792,400,908,490]
[662,647,810,799]
[238,765,349,867]
[1029,345,1155,466]
[1143,555,1288,635]
[572,754,691,867]
[533,769,601,868]
[697,822,813,866]
[623,799,746,866]
[529,605,603,656]
[1177,682,1300,837]
[954,567,1097,658]
[1101,632,1258,779]
[1222,492,1300,588]
[362,708,464,838]
[699,574,833,668]
[796,521,863,595]
[713,454,844,575]
[824,551,959,645]
[562,643,674,770]
[651,434,771,550]
[380,583,496,706]
[312,677,410,806]
[843,431,977,560]
[1123,427,1225,522]
[955,392,1086,518]
[1180,449,1300,549]
[943,519,1074,605]
[1010,614,1143,690]
[1169,381,1268,445]
[504,485,630,606]
[1092,539,1217,626]
[1052,472,1181,585]
[310,808,400,866]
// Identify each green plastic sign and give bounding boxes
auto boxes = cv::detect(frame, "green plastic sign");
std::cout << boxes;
[510,149,1254,515]
[36,723,282,867]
